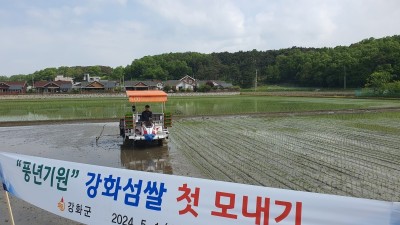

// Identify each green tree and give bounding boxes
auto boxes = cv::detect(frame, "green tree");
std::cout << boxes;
[32,68,57,81]
[264,65,280,83]
[144,65,167,80]
[163,85,171,92]
[58,66,69,76]
[0,76,9,81]
[87,66,102,77]
[197,84,212,92]
[365,71,392,94]
[385,81,400,96]
[111,66,125,81]
[164,60,191,79]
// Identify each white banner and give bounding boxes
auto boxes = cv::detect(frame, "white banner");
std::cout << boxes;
[0,152,399,225]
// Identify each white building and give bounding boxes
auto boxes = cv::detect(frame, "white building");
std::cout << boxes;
[55,75,74,82]
[164,75,196,91]
[83,74,101,82]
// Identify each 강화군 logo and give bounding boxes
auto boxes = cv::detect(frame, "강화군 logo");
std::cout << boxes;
[58,197,65,211]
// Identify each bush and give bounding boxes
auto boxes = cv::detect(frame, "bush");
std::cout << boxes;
[197,84,212,92]
[114,86,122,92]
[385,81,400,96]
[361,81,400,97]
[229,85,241,91]
[365,71,392,95]
[163,85,171,92]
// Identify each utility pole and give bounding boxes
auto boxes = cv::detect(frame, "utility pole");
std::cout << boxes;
[254,58,257,92]
[344,65,347,89]
[255,69,258,92]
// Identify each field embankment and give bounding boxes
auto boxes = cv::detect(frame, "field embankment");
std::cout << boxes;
[0,92,240,100]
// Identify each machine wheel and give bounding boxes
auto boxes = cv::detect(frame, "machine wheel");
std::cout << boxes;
[157,139,163,146]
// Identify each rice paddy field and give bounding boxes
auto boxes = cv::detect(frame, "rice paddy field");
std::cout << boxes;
[1,95,400,122]
[170,112,400,201]
[1,94,400,203]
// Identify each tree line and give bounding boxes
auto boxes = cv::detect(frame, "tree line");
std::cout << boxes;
[2,35,399,89]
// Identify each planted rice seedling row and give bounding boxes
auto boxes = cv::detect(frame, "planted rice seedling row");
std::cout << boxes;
[244,117,400,192]
[170,114,400,202]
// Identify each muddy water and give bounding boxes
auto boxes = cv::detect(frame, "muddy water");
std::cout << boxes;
[0,122,202,225]
[0,123,172,171]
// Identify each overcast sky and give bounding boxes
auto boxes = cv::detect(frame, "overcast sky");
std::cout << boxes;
[1,0,399,76]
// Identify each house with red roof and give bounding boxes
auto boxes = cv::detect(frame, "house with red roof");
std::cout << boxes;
[34,80,73,93]
[0,81,27,94]
[77,80,118,92]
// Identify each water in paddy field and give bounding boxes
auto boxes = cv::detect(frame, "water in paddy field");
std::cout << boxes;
[120,144,172,174]
[0,122,174,173]
[0,122,197,225]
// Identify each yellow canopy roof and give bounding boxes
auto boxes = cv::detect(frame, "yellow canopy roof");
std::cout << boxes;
[126,90,168,103]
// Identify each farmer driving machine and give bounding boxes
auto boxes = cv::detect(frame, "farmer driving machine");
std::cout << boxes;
[120,90,172,146]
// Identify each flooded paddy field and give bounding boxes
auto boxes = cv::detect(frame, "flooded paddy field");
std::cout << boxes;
[1,111,400,224]
[2,95,400,122]
[0,122,202,225]
[170,112,400,202]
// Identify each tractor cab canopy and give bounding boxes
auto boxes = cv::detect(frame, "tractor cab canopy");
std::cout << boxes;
[126,90,168,103]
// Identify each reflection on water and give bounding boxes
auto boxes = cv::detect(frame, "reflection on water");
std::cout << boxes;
[0,102,129,122]
[172,97,262,115]
[0,97,262,121]
[120,144,172,174]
